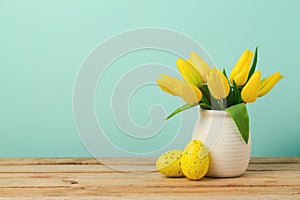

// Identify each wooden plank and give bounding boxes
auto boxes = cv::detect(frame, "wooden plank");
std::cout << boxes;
[0,163,299,173]
[0,197,298,200]
[0,157,299,165]
[0,171,299,187]
[0,186,299,198]
[0,157,299,199]
[0,158,156,165]
[247,163,300,171]
[0,158,158,172]
[0,164,296,173]
[250,157,300,164]
[0,158,99,165]
[0,164,159,173]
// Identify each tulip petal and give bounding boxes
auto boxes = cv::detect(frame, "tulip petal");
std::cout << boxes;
[177,58,203,87]
[241,71,261,103]
[230,49,249,81]
[258,72,283,97]
[156,82,176,96]
[156,74,202,105]
[156,75,180,95]
[230,49,253,86]
[207,68,230,100]
[221,70,230,96]
[181,85,202,105]
[187,51,211,81]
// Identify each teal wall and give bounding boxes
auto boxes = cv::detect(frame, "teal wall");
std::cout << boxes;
[0,0,299,157]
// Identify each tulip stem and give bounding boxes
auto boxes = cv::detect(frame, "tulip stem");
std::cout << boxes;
[199,85,211,106]
[218,100,226,110]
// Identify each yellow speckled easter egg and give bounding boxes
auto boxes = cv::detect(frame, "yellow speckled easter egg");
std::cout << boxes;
[181,140,209,180]
[156,150,184,177]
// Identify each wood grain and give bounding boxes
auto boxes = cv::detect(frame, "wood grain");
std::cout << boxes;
[0,157,299,199]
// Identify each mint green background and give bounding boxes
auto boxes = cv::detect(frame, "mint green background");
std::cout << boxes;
[0,0,299,157]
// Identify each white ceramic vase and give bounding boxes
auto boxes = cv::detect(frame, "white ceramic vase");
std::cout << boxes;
[192,109,251,177]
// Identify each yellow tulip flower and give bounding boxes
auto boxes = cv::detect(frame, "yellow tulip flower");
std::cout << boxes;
[186,51,211,82]
[230,49,254,86]
[206,68,230,100]
[241,71,261,103]
[156,74,202,105]
[258,72,283,97]
[176,58,203,87]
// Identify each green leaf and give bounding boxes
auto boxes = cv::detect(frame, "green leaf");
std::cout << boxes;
[233,80,242,103]
[226,86,237,107]
[248,46,258,81]
[165,104,196,120]
[199,85,211,104]
[223,68,229,80]
[225,103,249,144]
[199,102,211,110]
[201,96,210,106]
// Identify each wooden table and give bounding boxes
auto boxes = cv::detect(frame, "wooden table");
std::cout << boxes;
[0,157,299,199]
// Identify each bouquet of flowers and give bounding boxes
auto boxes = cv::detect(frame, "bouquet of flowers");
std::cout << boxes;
[156,47,283,144]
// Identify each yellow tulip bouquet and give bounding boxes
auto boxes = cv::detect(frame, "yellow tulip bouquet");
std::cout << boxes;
[156,48,283,144]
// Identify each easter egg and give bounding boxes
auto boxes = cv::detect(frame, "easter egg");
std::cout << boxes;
[156,150,184,177]
[181,140,209,180]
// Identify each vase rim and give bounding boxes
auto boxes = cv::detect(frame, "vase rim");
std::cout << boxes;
[199,108,230,117]
[199,108,226,113]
